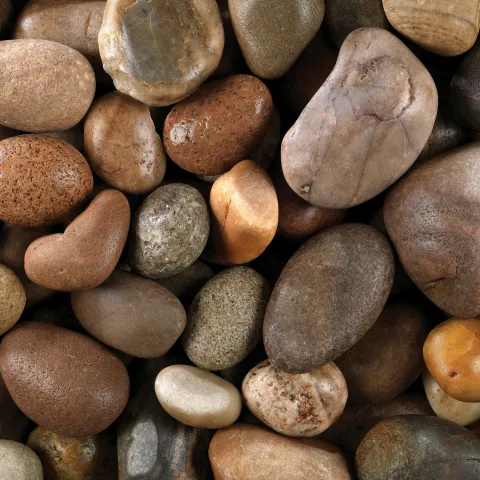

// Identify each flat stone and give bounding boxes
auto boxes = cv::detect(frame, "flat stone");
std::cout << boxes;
[0,440,43,480]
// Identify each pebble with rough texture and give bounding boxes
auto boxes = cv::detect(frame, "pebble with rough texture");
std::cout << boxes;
[0,440,43,480]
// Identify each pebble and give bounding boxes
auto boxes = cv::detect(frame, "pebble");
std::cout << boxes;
[264,224,394,373]
[71,269,186,358]
[356,415,480,479]
[321,394,433,454]
[98,0,224,106]
[118,357,211,480]
[229,0,324,79]
[154,365,242,429]
[129,183,210,279]
[336,304,427,405]
[242,360,347,437]
[25,189,130,291]
[209,423,353,480]
[0,440,43,480]
[326,0,388,47]
[423,371,480,427]
[0,40,95,132]
[384,143,480,318]
[163,75,273,176]
[0,0,13,37]
[0,135,93,227]
[281,28,437,209]
[383,0,480,56]
[0,263,25,335]
[27,426,117,480]
[182,266,270,370]
[0,322,130,437]
[423,318,480,402]
[84,92,167,195]
[210,160,278,264]
[0,374,30,442]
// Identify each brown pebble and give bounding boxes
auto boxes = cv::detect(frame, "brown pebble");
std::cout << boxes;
[210,160,278,264]
[0,264,25,335]
[84,91,167,194]
[25,189,130,291]
[0,135,93,227]
[0,322,129,437]
[164,75,273,176]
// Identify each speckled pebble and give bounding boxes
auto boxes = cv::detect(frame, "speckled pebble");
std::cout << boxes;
[0,440,43,480]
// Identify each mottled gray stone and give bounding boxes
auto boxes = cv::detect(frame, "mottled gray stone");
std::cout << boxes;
[0,440,43,480]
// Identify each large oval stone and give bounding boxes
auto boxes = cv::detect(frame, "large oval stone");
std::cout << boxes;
[281,28,437,209]
[264,224,394,373]
[0,40,95,132]
[0,322,129,437]
[99,0,224,106]
[384,142,480,318]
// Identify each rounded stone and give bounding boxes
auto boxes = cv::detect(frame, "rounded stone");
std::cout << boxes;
[129,183,210,279]
[154,365,241,429]
[98,0,224,106]
[0,440,43,480]
[182,267,270,371]
[0,322,130,437]
[242,359,347,437]
[335,304,427,405]
[209,424,353,480]
[163,75,273,176]
[13,0,105,63]
[0,135,93,227]
[25,189,130,291]
[384,143,480,318]
[264,223,394,373]
[210,160,278,264]
[72,269,186,358]
[356,415,480,479]
[229,0,324,80]
[84,92,167,195]
[0,264,25,335]
[0,40,95,132]
[281,28,438,209]
[423,371,480,427]
[27,426,117,480]
[424,318,480,402]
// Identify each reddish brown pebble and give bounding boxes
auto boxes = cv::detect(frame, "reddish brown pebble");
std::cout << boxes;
[210,160,278,264]
[163,74,273,176]
[0,322,130,437]
[0,135,93,227]
[25,189,130,291]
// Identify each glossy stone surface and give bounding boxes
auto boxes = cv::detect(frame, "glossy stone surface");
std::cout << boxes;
[72,269,186,358]
[155,365,241,429]
[282,28,437,209]
[356,415,480,479]
[0,440,43,480]
[84,92,166,195]
[99,0,224,106]
[210,160,278,264]
[183,267,270,371]
[0,322,129,436]
[164,75,273,176]
[0,264,25,335]
[25,190,130,291]
[384,143,480,318]
[129,184,210,279]
[229,0,324,79]
[209,424,353,480]
[0,40,95,132]
[242,360,347,437]
[27,426,117,480]
[264,224,394,373]
[0,135,93,227]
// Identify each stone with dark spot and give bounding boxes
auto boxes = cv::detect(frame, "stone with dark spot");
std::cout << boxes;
[356,415,480,479]
[281,28,437,209]
[384,143,480,318]
[182,267,270,371]
[0,322,130,437]
[129,183,210,279]
[264,223,394,373]
[99,0,224,106]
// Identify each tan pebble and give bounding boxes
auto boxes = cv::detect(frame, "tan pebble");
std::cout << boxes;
[0,264,25,335]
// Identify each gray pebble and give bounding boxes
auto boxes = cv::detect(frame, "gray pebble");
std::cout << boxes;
[0,440,43,480]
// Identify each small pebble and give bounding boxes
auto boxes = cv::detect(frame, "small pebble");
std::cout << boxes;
[0,440,43,480]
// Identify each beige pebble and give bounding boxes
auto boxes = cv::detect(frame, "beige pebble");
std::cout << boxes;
[0,264,26,335]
